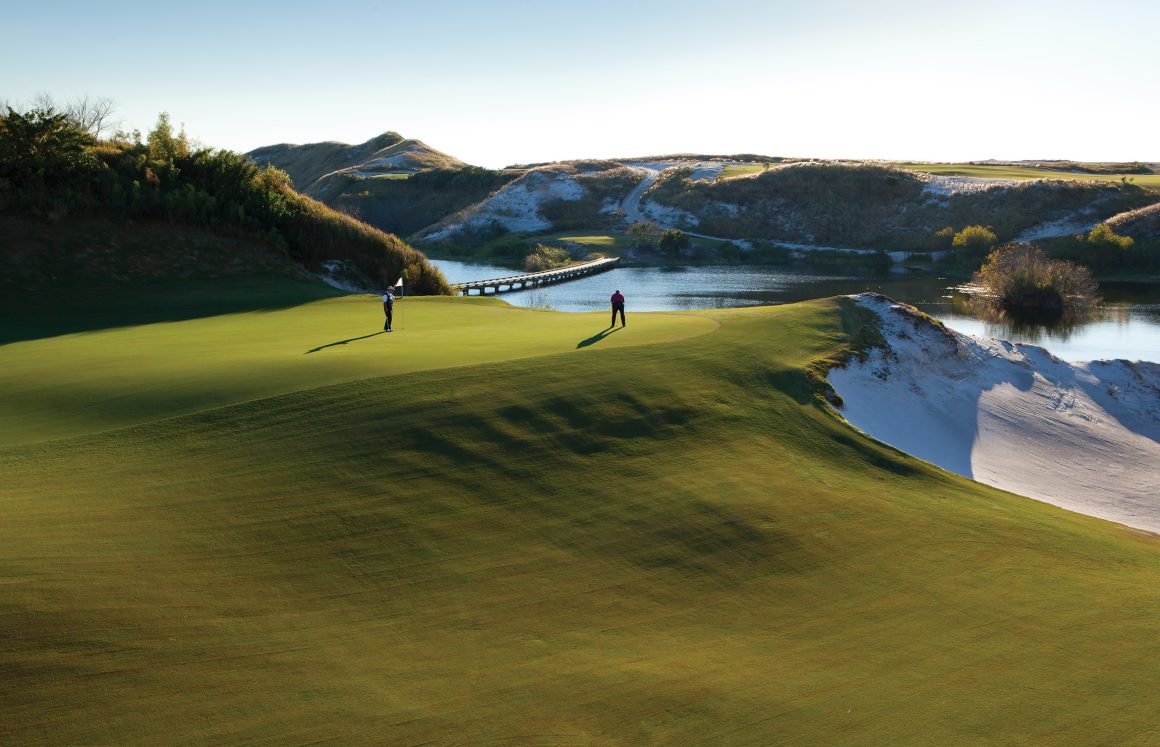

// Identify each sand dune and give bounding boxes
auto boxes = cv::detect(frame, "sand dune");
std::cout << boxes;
[829,295,1160,532]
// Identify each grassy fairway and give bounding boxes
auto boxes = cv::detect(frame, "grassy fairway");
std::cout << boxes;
[554,232,632,250]
[895,161,1160,188]
[4,286,1160,743]
[720,163,767,179]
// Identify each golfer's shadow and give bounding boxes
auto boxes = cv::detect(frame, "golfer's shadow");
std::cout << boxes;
[576,326,621,349]
[306,331,385,354]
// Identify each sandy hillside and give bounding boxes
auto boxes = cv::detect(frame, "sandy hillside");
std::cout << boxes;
[829,294,1160,532]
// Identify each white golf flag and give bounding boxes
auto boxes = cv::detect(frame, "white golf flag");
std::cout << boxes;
[393,277,403,288]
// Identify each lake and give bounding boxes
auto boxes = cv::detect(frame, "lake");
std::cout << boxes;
[430,259,1160,364]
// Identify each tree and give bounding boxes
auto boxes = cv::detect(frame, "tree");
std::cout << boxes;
[0,106,95,185]
[147,112,190,162]
[63,95,116,138]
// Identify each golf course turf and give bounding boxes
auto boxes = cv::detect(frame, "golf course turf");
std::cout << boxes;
[4,284,1160,743]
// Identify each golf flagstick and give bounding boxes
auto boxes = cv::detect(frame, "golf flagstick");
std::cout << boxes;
[395,274,405,331]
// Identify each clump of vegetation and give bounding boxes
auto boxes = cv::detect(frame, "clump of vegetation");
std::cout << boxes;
[629,221,661,248]
[0,104,448,293]
[1081,223,1135,252]
[1048,220,1160,274]
[952,225,998,255]
[658,229,691,256]
[524,244,571,271]
[931,226,956,249]
[627,223,695,259]
[973,243,1099,313]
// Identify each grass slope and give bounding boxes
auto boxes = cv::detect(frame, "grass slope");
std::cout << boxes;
[0,290,714,447]
[0,217,307,293]
[4,290,1160,743]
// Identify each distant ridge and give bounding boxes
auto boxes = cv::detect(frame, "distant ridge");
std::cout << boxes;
[248,133,467,198]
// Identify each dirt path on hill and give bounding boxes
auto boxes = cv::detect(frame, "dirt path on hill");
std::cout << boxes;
[620,165,664,224]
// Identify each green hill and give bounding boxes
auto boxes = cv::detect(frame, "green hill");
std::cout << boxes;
[248,133,521,240]
[0,108,448,293]
[4,288,1160,742]
[248,132,468,195]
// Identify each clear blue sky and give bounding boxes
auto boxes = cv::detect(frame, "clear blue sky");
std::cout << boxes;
[4,0,1157,167]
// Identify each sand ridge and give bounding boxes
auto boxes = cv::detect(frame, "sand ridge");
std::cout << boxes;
[829,294,1160,532]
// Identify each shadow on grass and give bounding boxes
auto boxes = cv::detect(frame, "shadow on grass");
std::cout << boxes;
[306,331,386,354]
[0,278,345,346]
[577,326,621,348]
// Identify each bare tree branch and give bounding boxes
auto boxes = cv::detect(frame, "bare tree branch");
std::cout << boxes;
[64,95,117,138]
[30,91,57,112]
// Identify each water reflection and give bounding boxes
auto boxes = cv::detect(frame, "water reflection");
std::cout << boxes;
[953,292,1098,343]
[430,259,1160,362]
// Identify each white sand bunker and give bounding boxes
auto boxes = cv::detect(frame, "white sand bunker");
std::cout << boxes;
[829,294,1160,532]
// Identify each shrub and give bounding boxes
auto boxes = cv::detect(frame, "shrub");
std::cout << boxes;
[1084,223,1135,252]
[952,225,997,253]
[629,221,660,248]
[973,243,1098,313]
[1052,222,1150,273]
[932,226,955,249]
[658,229,691,256]
[524,244,570,272]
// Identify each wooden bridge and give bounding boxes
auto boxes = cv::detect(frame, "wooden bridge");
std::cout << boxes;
[451,256,620,296]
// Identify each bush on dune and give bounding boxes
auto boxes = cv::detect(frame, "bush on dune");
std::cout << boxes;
[658,229,691,256]
[952,224,998,257]
[523,244,570,271]
[1048,222,1160,273]
[973,243,1098,313]
[1083,223,1134,252]
[0,105,448,293]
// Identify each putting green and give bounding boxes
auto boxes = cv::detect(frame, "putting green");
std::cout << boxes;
[0,295,715,447]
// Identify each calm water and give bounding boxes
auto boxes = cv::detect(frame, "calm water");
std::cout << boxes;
[431,259,1160,363]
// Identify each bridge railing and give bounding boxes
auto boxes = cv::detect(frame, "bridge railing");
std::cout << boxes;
[451,257,620,295]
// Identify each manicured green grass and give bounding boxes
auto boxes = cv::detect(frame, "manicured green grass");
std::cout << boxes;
[0,277,342,345]
[719,163,767,179]
[360,171,411,180]
[539,231,633,253]
[4,286,1160,743]
[896,161,1160,188]
[0,291,713,447]
[554,233,625,248]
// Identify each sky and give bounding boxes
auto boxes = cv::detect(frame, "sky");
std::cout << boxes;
[3,0,1158,168]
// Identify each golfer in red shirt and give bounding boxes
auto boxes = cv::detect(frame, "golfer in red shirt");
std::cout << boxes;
[610,289,626,327]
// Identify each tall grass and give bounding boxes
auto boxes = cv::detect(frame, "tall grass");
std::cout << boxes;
[523,243,570,271]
